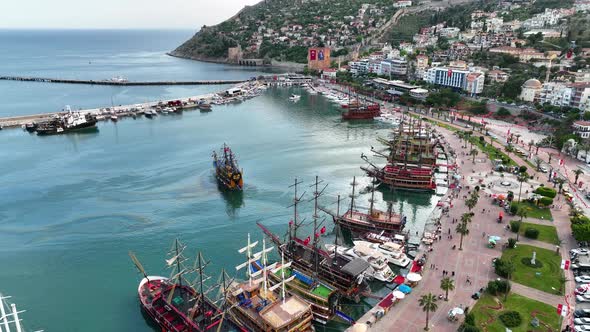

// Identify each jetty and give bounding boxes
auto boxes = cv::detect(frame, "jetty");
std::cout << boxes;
[0,76,247,86]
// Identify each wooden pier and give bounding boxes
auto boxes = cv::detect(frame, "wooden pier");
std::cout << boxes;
[0,76,248,86]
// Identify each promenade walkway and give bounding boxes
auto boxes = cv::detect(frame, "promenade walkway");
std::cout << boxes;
[367,111,576,331]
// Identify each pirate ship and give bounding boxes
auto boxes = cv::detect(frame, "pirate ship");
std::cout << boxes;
[212,144,243,190]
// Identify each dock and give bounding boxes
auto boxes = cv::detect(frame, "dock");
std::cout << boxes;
[0,76,248,86]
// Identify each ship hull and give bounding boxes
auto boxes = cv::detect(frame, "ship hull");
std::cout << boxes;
[36,120,98,136]
[362,166,435,192]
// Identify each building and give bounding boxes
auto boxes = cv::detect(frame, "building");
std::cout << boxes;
[381,58,408,77]
[489,46,546,63]
[409,88,429,99]
[575,69,590,83]
[439,27,461,38]
[570,83,590,110]
[424,67,485,95]
[370,78,424,96]
[321,68,338,80]
[307,47,331,71]
[519,79,542,102]
[487,70,510,83]
[349,59,370,75]
[538,82,573,107]
[573,121,590,139]
[393,0,412,7]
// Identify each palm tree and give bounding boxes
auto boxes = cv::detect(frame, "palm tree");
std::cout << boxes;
[515,207,528,241]
[419,293,438,331]
[556,178,565,194]
[534,157,542,172]
[515,134,522,145]
[517,172,528,202]
[440,277,455,301]
[574,168,584,185]
[456,221,470,250]
[465,197,477,212]
[535,142,541,155]
[528,140,534,152]
[470,148,479,164]
[461,212,474,224]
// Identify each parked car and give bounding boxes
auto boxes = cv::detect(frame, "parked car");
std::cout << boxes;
[576,295,590,302]
[572,249,590,256]
[575,325,590,332]
[576,309,590,318]
[540,166,548,173]
[575,318,590,325]
[576,287,589,295]
[576,276,590,283]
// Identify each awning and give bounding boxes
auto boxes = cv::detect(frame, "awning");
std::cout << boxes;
[392,290,406,299]
[398,284,412,294]
[406,273,422,282]
[393,275,405,285]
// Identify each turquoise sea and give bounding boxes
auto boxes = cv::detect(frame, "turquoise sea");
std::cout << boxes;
[0,30,439,331]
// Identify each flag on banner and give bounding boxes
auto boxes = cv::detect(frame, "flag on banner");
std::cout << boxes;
[318,50,324,60]
[557,304,568,317]
[561,259,570,270]
[309,49,317,61]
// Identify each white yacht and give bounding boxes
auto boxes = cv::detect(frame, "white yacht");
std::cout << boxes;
[325,244,394,283]
[353,240,412,268]
[289,94,301,101]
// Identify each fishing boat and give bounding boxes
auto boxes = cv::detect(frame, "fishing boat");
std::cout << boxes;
[36,109,98,135]
[353,240,412,268]
[323,177,406,236]
[198,101,212,111]
[225,234,314,332]
[0,292,38,332]
[361,119,439,192]
[212,144,243,190]
[258,177,372,303]
[130,240,245,332]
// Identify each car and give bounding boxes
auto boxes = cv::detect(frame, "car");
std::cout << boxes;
[540,166,548,173]
[573,249,590,256]
[576,325,590,332]
[576,318,590,325]
[577,295,590,302]
[576,286,589,295]
[576,276,590,283]
[576,309,590,318]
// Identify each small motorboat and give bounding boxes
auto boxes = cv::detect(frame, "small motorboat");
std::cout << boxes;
[110,115,118,122]
[289,94,301,102]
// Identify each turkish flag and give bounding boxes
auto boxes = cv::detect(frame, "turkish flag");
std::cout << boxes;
[320,226,326,234]
[448,69,452,77]
[310,49,317,61]
[304,236,311,245]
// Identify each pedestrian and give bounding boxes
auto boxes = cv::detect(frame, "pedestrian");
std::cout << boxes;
[448,228,451,234]
[482,231,486,238]
[452,271,455,277]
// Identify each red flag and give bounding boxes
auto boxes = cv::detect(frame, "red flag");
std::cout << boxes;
[567,49,573,59]
[320,226,326,234]
[289,220,294,226]
[448,69,452,77]
[557,304,563,315]
[315,232,320,238]
[309,49,317,61]
[304,236,311,245]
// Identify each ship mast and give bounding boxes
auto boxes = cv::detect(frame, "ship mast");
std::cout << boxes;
[236,234,259,286]
[369,177,377,216]
[269,251,295,304]
[288,178,305,245]
[349,176,357,217]
[310,176,328,276]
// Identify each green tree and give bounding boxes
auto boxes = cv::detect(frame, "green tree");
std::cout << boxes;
[534,157,542,172]
[503,262,515,301]
[440,277,455,301]
[515,207,528,241]
[456,221,470,250]
[419,293,438,331]
[574,169,584,185]
[470,149,479,164]
[466,197,477,212]
[496,107,511,117]
[517,172,528,202]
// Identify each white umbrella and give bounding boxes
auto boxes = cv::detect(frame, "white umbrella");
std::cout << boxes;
[450,307,464,316]
[406,273,422,282]
[392,290,405,299]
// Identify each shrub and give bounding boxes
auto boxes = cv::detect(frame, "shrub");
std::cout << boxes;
[508,238,516,249]
[494,258,513,277]
[464,313,476,326]
[524,227,539,239]
[486,280,499,295]
[509,220,520,233]
[539,196,553,206]
[462,326,480,332]
[499,311,522,327]
[572,215,590,225]
[510,203,518,214]
[534,187,557,198]
[486,280,511,295]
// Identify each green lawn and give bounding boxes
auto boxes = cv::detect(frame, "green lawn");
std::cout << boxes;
[515,221,559,245]
[500,244,563,295]
[511,201,553,221]
[471,293,560,332]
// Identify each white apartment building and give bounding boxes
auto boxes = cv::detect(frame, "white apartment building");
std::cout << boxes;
[424,67,485,95]
[381,58,408,77]
[538,82,573,107]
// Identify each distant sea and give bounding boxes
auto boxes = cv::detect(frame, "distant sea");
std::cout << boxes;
[0,30,439,332]
[0,29,278,117]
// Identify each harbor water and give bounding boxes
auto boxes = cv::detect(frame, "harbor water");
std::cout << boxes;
[0,30,440,331]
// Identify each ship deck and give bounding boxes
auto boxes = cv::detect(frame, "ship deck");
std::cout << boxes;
[274,267,333,299]
[259,296,311,329]
[342,210,401,225]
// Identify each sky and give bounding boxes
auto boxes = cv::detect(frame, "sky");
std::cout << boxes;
[0,0,261,29]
